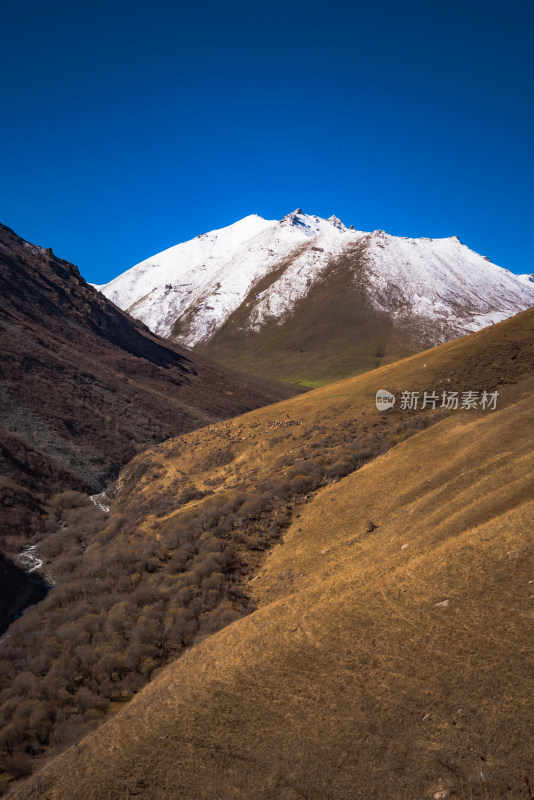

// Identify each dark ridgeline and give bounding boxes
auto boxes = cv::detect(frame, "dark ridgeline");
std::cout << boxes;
[0,221,298,521]
[0,222,299,635]
[0,222,298,496]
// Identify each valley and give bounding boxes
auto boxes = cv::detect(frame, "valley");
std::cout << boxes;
[3,1,531,798]
[1,305,533,798]
[0,220,301,758]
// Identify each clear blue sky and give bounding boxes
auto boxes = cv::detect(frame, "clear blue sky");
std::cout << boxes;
[1,0,532,283]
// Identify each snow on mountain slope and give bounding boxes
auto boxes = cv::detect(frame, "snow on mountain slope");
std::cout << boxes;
[96,210,534,352]
[362,230,534,336]
[98,211,350,343]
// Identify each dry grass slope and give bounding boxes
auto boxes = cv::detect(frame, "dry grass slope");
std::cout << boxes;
[8,308,534,800]
[194,241,433,386]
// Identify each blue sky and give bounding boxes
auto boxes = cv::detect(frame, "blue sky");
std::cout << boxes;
[1,0,533,283]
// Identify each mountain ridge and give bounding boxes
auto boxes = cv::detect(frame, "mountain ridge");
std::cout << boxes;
[96,210,534,385]
[0,221,299,554]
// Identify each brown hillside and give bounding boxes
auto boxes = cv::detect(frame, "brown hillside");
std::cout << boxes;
[195,239,436,386]
[0,221,299,539]
[5,307,534,800]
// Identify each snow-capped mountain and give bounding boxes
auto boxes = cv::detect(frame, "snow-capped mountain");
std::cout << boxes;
[96,210,534,384]
[97,211,354,343]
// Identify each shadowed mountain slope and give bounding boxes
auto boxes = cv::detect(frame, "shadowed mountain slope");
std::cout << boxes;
[0,221,299,501]
[0,555,46,636]
[0,222,299,647]
[8,307,534,800]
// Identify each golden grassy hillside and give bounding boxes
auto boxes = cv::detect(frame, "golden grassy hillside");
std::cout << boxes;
[193,243,419,387]
[8,308,534,800]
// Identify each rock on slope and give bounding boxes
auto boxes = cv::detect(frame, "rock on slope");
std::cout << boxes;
[97,210,534,384]
[0,554,45,636]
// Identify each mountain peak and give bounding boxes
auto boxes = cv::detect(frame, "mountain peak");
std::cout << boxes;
[96,214,534,385]
[281,210,347,235]
[327,214,346,231]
